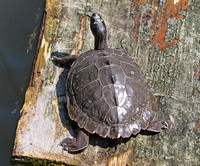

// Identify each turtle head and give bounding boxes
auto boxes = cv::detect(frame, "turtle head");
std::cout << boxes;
[90,13,108,50]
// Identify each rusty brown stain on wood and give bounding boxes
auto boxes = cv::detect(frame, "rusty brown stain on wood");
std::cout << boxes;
[107,147,135,166]
[155,96,158,103]
[150,139,157,146]
[194,65,200,81]
[192,87,200,96]
[193,121,200,133]
[131,0,189,52]
[131,0,146,41]
[192,65,200,96]
[168,114,175,132]
[148,0,188,52]
[70,16,86,55]
[131,0,146,11]
[133,17,140,41]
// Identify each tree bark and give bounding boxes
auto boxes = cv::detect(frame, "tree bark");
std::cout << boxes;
[12,0,200,165]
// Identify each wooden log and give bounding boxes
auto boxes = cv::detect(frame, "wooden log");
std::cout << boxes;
[12,0,200,165]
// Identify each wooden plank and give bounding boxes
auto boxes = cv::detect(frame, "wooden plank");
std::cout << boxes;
[12,0,200,165]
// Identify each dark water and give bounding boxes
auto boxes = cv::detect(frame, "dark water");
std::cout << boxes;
[0,1,45,165]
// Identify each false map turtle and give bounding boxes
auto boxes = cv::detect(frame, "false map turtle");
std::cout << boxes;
[53,13,167,152]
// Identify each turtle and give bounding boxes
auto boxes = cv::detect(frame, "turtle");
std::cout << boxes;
[53,13,168,152]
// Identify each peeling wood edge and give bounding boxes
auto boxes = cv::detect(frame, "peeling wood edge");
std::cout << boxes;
[29,10,47,87]
[12,9,54,161]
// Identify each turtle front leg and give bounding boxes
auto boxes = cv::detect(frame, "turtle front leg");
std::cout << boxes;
[60,128,89,152]
[146,120,168,132]
[51,52,78,66]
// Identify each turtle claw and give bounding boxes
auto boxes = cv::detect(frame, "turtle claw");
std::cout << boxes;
[60,129,89,152]
[49,56,54,61]
[60,138,78,151]
[51,52,78,66]
[146,120,168,132]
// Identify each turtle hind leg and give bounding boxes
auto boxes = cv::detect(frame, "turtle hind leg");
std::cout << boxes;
[51,52,78,66]
[60,128,89,152]
[146,120,168,132]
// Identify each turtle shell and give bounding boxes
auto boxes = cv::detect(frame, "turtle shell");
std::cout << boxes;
[66,48,157,139]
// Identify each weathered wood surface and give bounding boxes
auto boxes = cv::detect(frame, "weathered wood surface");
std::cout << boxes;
[13,0,200,165]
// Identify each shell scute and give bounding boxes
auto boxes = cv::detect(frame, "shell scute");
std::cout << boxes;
[76,112,87,128]
[96,123,109,138]
[99,66,125,86]
[113,48,122,55]
[119,126,132,138]
[105,107,119,125]
[96,56,121,68]
[143,108,155,122]
[73,65,98,93]
[89,98,109,122]
[103,85,116,106]
[75,80,103,109]
[109,126,119,138]
[84,118,99,133]
[68,106,80,121]
[136,118,149,130]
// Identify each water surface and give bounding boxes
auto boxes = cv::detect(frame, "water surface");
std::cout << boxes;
[0,1,45,165]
